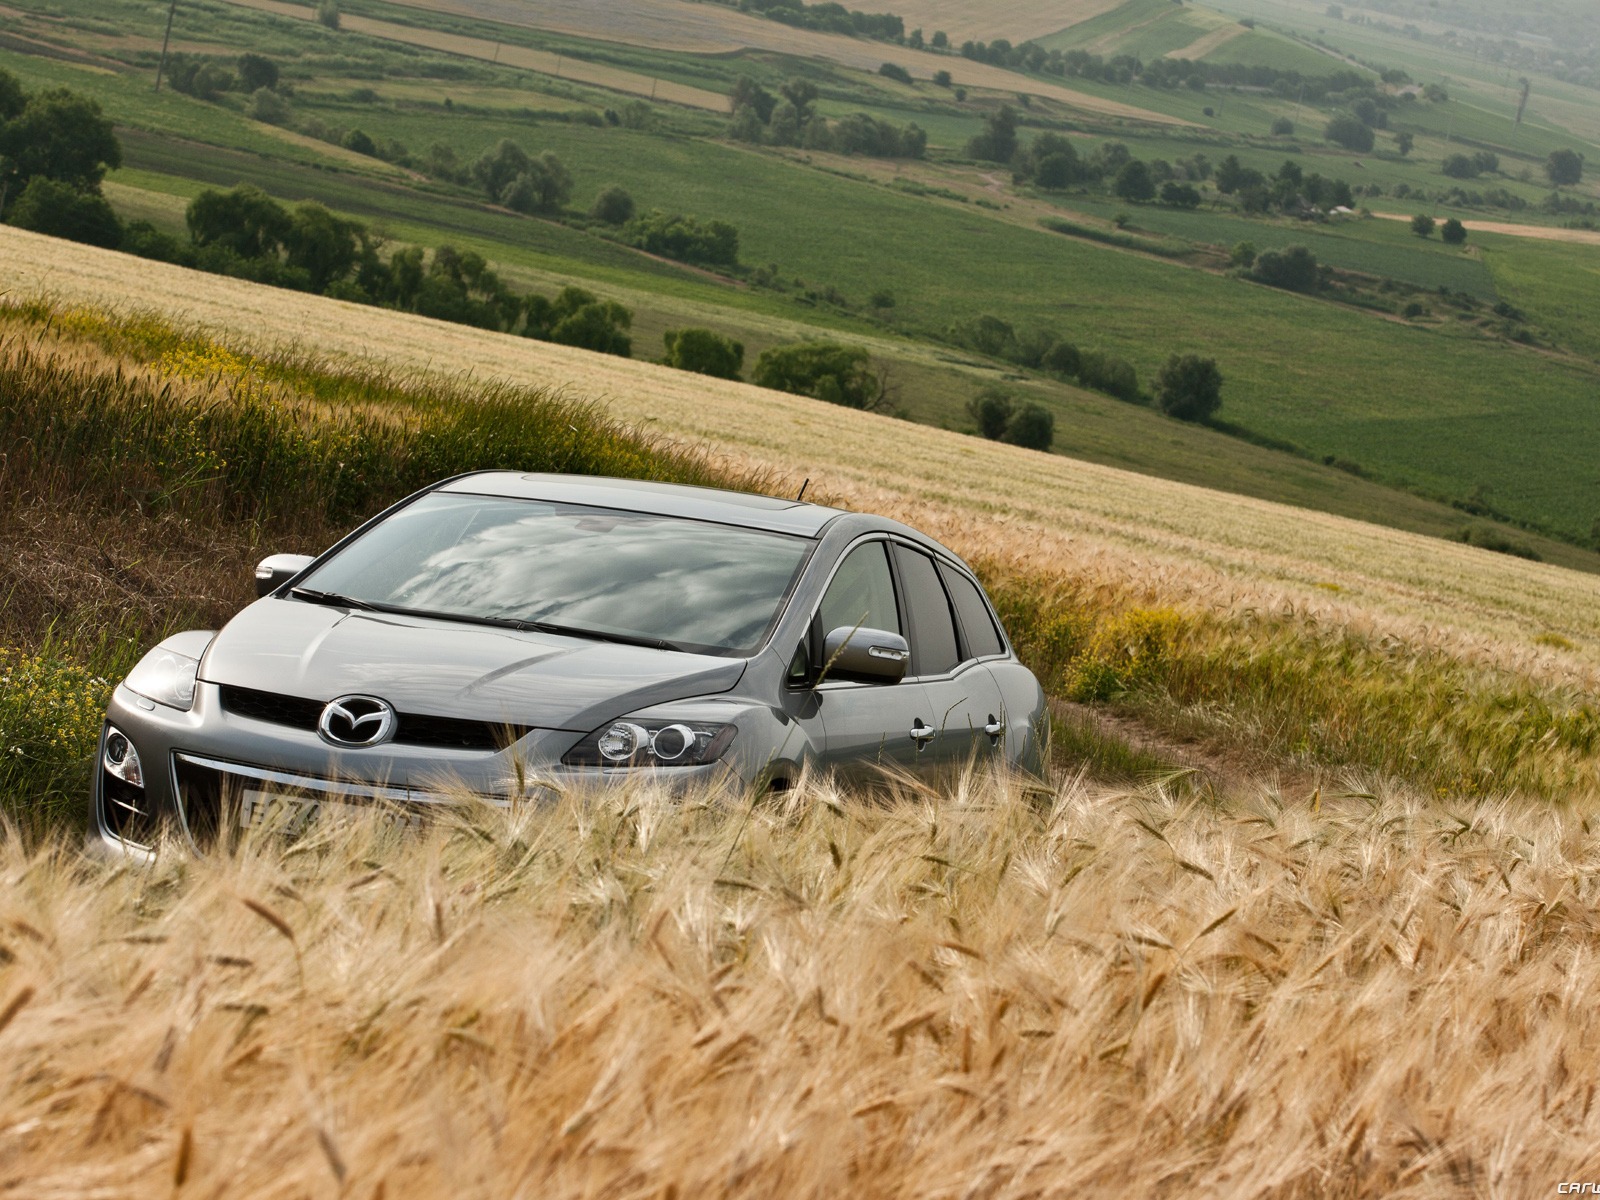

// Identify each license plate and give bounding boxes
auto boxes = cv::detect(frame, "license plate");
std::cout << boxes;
[239,788,419,832]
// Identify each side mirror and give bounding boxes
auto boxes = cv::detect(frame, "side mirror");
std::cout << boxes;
[255,553,316,597]
[821,626,909,685]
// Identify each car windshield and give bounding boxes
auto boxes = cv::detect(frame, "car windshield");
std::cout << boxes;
[296,492,813,657]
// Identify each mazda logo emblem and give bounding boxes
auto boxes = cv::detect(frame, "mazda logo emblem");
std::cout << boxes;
[318,695,396,747]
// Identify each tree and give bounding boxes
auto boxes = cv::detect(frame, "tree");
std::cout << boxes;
[663,328,743,380]
[878,62,912,85]
[1410,212,1435,237]
[1270,116,1294,136]
[341,128,377,156]
[590,184,635,225]
[1547,149,1584,187]
[729,76,777,123]
[965,105,1018,163]
[779,78,818,119]
[4,176,122,248]
[966,388,1014,439]
[236,53,279,93]
[0,88,122,194]
[1113,159,1155,202]
[245,87,292,125]
[186,185,291,259]
[1159,181,1200,208]
[624,210,739,267]
[549,299,631,356]
[1395,131,1414,157]
[0,67,24,122]
[1251,245,1320,292]
[933,69,952,88]
[1230,241,1257,268]
[1324,112,1375,152]
[472,139,530,200]
[283,201,363,292]
[1155,354,1223,422]
[499,153,572,213]
[1440,217,1467,245]
[316,0,339,29]
[1001,403,1054,451]
[752,342,889,411]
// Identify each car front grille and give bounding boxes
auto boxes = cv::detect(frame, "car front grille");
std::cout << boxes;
[218,685,529,750]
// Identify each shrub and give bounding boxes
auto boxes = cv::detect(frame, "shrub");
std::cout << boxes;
[1001,402,1054,451]
[752,342,887,410]
[1441,217,1467,245]
[316,0,339,29]
[878,62,912,85]
[662,328,744,380]
[590,185,635,226]
[1270,116,1294,136]
[624,211,739,267]
[245,87,292,125]
[524,286,631,357]
[341,128,377,156]
[1411,213,1435,237]
[966,388,1013,439]
[1547,149,1583,186]
[1324,112,1375,152]
[4,177,122,249]
[1230,241,1257,268]
[1075,350,1141,402]
[1159,181,1200,208]
[1251,245,1320,292]
[1154,354,1223,422]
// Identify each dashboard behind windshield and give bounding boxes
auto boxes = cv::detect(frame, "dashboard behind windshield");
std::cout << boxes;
[298,492,813,657]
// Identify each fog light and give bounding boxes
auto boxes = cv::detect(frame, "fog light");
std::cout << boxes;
[103,727,145,789]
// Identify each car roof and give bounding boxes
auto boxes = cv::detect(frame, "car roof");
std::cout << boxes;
[436,472,849,537]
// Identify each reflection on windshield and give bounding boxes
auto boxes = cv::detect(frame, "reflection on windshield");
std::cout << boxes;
[299,493,811,656]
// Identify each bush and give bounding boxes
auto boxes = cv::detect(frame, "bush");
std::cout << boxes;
[1411,213,1435,238]
[966,388,1013,439]
[1159,181,1200,208]
[524,286,632,357]
[244,87,292,125]
[878,62,912,84]
[1075,350,1141,402]
[1230,240,1257,268]
[1441,217,1467,245]
[624,210,739,267]
[1547,149,1583,187]
[1001,402,1054,451]
[1113,160,1155,202]
[590,185,635,226]
[752,342,887,410]
[5,176,122,248]
[1270,116,1295,136]
[1154,354,1223,422]
[662,328,744,380]
[1251,245,1320,292]
[341,128,377,156]
[1324,112,1375,152]
[316,0,339,29]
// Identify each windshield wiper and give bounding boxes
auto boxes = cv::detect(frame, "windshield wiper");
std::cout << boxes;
[518,620,679,652]
[289,586,382,612]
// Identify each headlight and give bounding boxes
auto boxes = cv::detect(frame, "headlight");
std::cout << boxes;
[124,647,201,712]
[563,718,736,768]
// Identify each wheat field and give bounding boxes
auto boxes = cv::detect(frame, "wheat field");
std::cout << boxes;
[4,771,1600,1197]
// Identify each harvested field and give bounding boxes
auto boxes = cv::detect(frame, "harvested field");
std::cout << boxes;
[1372,211,1600,246]
[347,0,1192,124]
[1172,22,1247,60]
[220,0,733,111]
[4,223,1596,686]
[874,0,1125,44]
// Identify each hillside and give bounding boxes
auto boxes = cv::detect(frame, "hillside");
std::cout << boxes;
[7,224,1598,677]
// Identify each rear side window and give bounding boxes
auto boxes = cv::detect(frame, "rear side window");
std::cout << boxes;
[939,563,1006,660]
[892,545,960,677]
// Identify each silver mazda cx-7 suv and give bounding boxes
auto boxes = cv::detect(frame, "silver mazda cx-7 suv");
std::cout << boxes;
[93,472,1046,855]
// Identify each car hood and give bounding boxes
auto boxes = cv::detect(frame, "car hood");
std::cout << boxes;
[199,598,747,731]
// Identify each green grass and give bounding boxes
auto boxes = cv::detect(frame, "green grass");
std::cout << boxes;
[1480,232,1600,362]
[1059,196,1500,297]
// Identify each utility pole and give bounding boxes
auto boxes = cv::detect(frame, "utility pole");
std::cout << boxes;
[154,0,178,92]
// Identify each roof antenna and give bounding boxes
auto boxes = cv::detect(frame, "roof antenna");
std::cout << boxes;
[795,478,810,502]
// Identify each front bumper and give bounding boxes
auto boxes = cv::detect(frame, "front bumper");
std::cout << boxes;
[89,683,738,859]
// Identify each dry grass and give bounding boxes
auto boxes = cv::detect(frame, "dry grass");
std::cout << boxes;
[851,0,1125,44]
[3,771,1599,1196]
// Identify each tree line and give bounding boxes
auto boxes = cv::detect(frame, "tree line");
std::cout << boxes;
[728,77,926,159]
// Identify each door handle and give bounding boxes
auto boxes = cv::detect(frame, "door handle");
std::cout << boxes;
[984,714,1005,742]
[909,720,937,749]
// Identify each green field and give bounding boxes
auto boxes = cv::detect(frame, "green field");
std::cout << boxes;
[6,0,1600,550]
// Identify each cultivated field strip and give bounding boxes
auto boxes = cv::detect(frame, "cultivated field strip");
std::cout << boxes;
[219,0,733,111]
[5,225,1595,684]
[1,777,1598,1195]
[849,0,1126,44]
[349,0,1192,124]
